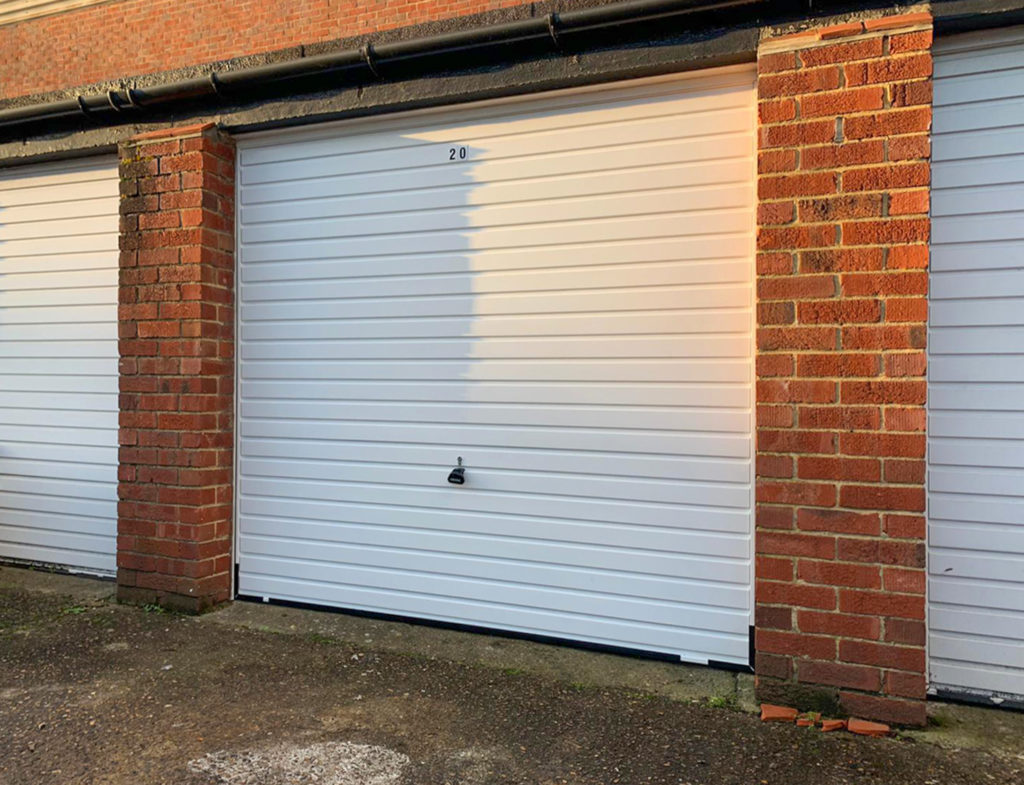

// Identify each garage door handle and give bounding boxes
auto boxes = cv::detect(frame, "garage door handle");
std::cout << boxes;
[448,457,466,485]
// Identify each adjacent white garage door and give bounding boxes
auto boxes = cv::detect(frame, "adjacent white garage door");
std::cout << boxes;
[930,28,1024,703]
[0,156,120,574]
[236,67,756,665]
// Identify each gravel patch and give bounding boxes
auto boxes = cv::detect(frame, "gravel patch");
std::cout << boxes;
[188,741,410,785]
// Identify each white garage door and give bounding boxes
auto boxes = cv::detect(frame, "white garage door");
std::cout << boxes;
[0,156,120,574]
[236,67,756,665]
[930,28,1024,703]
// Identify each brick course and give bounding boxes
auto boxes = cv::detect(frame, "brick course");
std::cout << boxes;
[0,0,542,101]
[754,12,932,727]
[117,124,236,612]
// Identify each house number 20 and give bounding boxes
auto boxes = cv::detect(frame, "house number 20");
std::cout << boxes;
[448,146,467,161]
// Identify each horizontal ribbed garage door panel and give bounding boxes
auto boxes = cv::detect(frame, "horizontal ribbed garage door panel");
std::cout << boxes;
[0,252,119,278]
[241,311,751,341]
[931,634,1024,671]
[242,380,749,408]
[244,534,749,603]
[242,284,751,322]
[242,420,750,459]
[242,439,749,484]
[0,391,114,411]
[242,187,751,245]
[242,214,752,264]
[934,97,1024,136]
[238,69,755,663]
[241,80,747,164]
[930,412,1024,439]
[931,213,1024,245]
[243,260,752,299]
[930,548,1024,583]
[0,195,119,224]
[241,551,748,631]
[1,358,115,376]
[241,460,749,509]
[241,359,750,384]
[0,304,114,327]
[4,457,114,484]
[936,35,1024,76]
[930,383,1024,410]
[931,299,1024,327]
[930,357,1024,382]
[2,268,117,291]
[0,490,114,521]
[0,156,119,574]
[0,408,116,431]
[932,523,1024,553]
[930,468,1024,497]
[244,573,749,662]
[930,270,1024,299]
[0,539,113,575]
[241,488,751,536]
[0,287,117,309]
[0,234,117,258]
[0,340,116,359]
[933,154,1024,189]
[0,324,117,343]
[243,237,751,282]
[930,607,1024,641]
[0,507,113,538]
[242,128,753,194]
[930,663,1024,698]
[929,495,1024,526]
[243,148,750,211]
[240,100,751,181]
[0,375,116,395]
[930,29,1024,701]
[243,166,751,227]
[931,575,1024,613]
[239,510,748,562]
[241,400,750,432]
[933,123,1024,161]
[242,476,747,531]
[932,181,1024,216]
[929,326,1024,354]
[2,472,115,501]
[0,520,113,552]
[241,335,751,361]
[0,214,115,242]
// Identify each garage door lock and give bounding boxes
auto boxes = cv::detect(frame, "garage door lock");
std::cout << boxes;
[448,457,466,485]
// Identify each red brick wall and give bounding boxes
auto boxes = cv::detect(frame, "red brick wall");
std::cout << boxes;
[0,0,543,101]
[117,124,236,612]
[754,12,932,726]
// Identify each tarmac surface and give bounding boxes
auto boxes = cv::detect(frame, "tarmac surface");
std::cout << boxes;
[1,567,1022,785]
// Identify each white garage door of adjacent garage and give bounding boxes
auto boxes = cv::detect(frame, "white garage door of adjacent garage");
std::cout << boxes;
[0,156,120,575]
[930,28,1024,703]
[236,67,756,666]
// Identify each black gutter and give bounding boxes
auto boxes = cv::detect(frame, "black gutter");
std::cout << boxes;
[0,0,766,136]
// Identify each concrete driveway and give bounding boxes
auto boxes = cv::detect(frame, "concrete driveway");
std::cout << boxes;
[1,567,1022,785]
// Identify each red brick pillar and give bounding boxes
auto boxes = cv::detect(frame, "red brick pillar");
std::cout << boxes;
[117,123,235,612]
[754,13,932,726]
